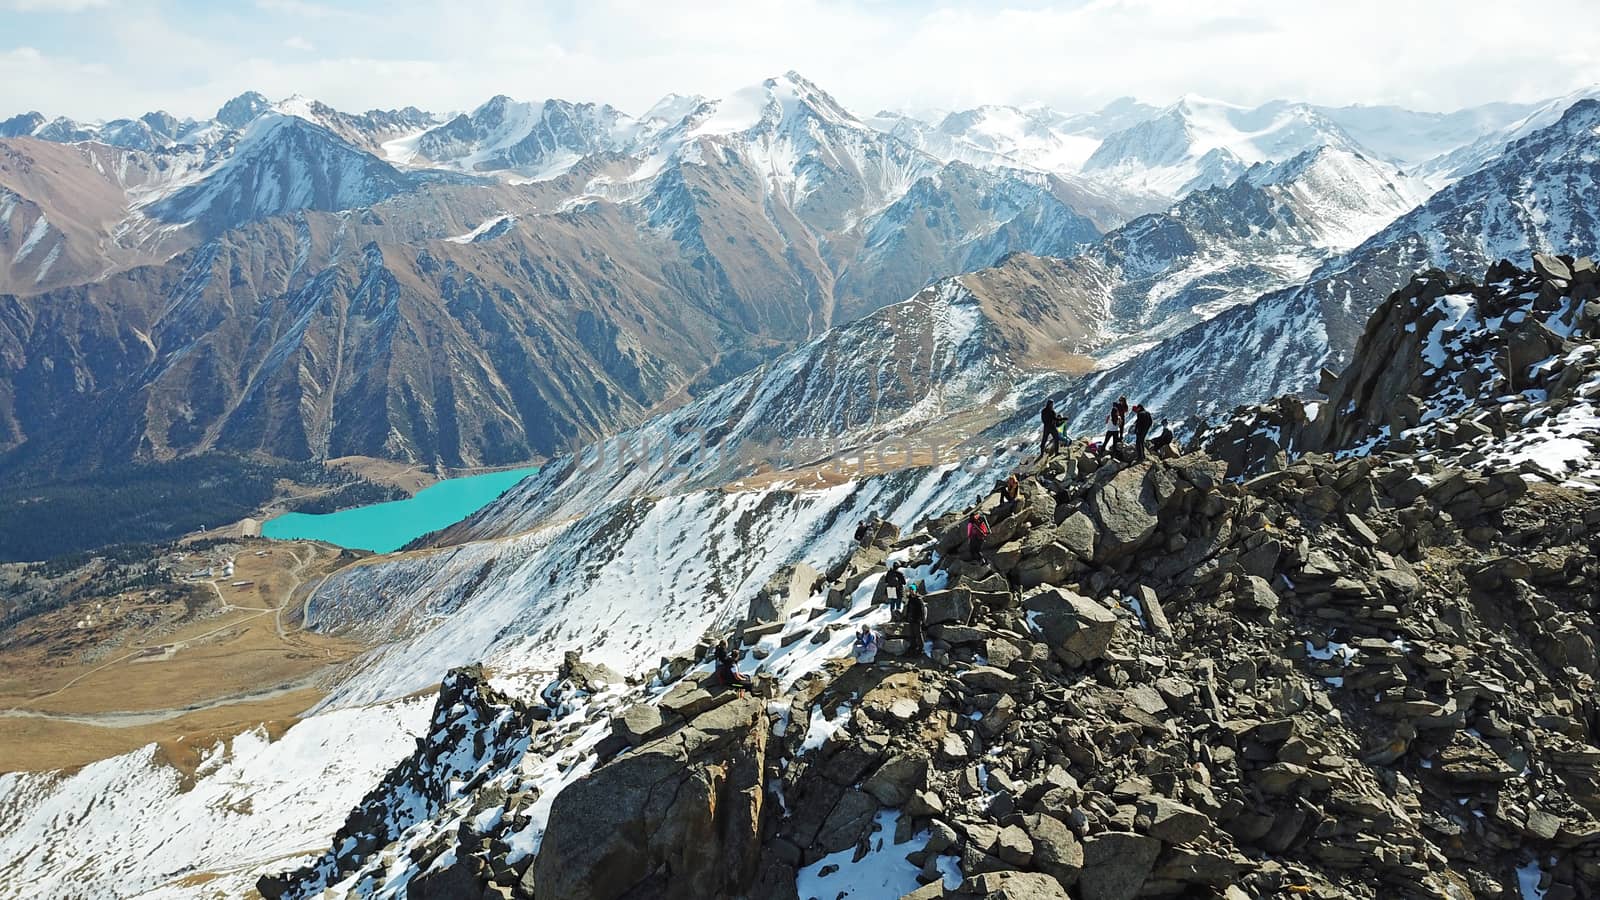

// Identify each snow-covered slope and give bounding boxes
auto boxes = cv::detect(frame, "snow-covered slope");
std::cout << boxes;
[1041,144,1426,367]
[1416,84,1600,185]
[0,696,433,898]
[146,114,424,236]
[1050,97,1600,440]
[1082,96,1369,196]
[868,97,1162,176]
[297,257,1106,707]
[410,95,630,177]
[1314,99,1539,169]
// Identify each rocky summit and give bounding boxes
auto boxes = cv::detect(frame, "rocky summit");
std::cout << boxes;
[255,254,1598,900]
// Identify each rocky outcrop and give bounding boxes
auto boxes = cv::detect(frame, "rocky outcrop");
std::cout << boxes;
[257,666,539,900]
[529,695,768,900]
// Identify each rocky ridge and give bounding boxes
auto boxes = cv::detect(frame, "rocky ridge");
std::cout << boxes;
[256,255,1600,899]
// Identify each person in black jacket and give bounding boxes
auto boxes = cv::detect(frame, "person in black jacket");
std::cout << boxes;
[903,587,926,658]
[713,639,753,690]
[883,562,907,616]
[1133,404,1155,462]
[1039,400,1062,457]
[1149,419,1175,456]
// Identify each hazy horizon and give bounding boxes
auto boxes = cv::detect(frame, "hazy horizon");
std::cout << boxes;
[3,0,1599,122]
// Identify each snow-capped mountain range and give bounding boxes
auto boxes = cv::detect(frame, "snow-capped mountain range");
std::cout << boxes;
[3,71,1600,899]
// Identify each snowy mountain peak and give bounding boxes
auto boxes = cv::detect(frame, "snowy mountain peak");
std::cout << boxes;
[1083,96,1366,196]
[687,71,862,139]
[216,90,272,129]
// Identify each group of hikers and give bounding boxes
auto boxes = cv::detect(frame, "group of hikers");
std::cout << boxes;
[851,559,928,666]
[708,397,1179,691]
[1040,395,1173,464]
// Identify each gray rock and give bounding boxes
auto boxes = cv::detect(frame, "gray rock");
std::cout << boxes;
[611,703,675,747]
[1026,588,1119,666]
[1136,796,1210,844]
[1089,466,1160,561]
[997,824,1034,866]
[1055,512,1097,560]
[924,588,973,626]
[862,753,928,807]
[1079,832,1160,900]
[1239,575,1279,613]
[1021,813,1082,887]
[530,697,767,900]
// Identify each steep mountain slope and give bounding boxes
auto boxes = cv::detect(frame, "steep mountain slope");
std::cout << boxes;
[147,115,438,238]
[5,255,1596,899]
[976,144,1425,374]
[869,98,1163,176]
[1082,96,1368,196]
[409,95,630,176]
[0,138,197,293]
[1048,98,1600,439]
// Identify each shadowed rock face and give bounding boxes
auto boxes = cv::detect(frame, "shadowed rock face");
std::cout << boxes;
[529,694,768,900]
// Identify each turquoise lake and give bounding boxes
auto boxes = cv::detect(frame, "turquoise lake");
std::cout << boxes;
[261,465,541,553]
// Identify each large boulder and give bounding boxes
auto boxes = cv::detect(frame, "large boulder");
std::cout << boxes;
[923,588,973,626]
[1078,832,1160,900]
[1021,813,1082,887]
[747,561,819,626]
[1024,588,1119,667]
[528,696,769,900]
[1087,465,1160,561]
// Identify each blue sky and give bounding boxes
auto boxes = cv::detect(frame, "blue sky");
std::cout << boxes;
[2,0,1597,121]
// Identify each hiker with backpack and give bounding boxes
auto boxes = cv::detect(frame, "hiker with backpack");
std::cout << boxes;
[1133,403,1155,462]
[884,562,907,616]
[1039,399,1062,457]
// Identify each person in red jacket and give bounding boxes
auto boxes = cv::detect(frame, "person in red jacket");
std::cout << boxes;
[965,510,990,562]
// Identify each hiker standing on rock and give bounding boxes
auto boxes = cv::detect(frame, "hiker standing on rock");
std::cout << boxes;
[884,562,907,616]
[1039,399,1062,457]
[1133,403,1154,462]
[713,639,753,690]
[904,586,926,657]
[854,519,870,546]
[965,510,990,562]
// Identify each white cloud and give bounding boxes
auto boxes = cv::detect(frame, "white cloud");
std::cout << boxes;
[3,0,1598,121]
[283,35,314,52]
[1,0,109,10]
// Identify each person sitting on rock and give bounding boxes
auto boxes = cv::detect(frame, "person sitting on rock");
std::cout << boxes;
[884,562,907,616]
[965,511,990,562]
[997,473,1021,520]
[852,625,880,665]
[1133,403,1155,462]
[1149,418,1175,457]
[713,639,753,690]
